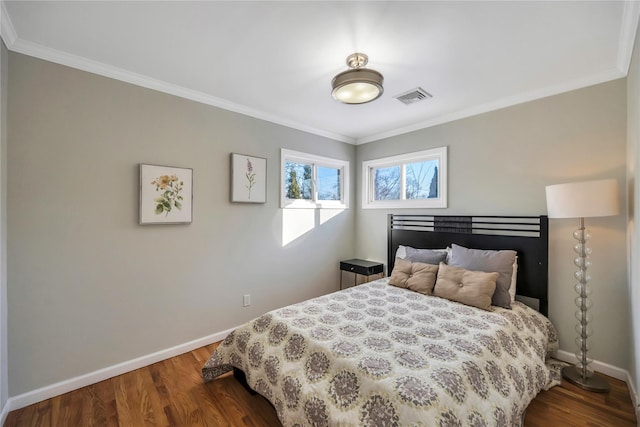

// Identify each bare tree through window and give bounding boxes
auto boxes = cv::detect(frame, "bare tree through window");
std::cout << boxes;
[318,166,341,200]
[281,149,349,208]
[374,165,401,200]
[363,147,447,209]
[406,160,438,199]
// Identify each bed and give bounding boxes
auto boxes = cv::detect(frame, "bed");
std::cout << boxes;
[202,214,560,426]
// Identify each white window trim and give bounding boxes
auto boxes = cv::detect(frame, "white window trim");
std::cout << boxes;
[281,149,349,209]
[362,146,447,209]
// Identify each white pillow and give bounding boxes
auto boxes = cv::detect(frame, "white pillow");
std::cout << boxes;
[396,245,450,262]
[395,245,408,259]
[509,256,518,302]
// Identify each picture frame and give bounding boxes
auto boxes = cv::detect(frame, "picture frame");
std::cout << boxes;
[231,153,267,203]
[139,164,193,224]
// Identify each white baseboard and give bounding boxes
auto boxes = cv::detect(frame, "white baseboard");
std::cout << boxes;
[554,348,639,419]
[553,349,629,381]
[3,336,638,419]
[4,326,237,413]
[627,374,640,425]
[619,368,640,426]
[0,400,9,426]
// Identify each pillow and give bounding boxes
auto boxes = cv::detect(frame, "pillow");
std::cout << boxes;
[404,246,447,265]
[448,244,517,309]
[395,245,408,259]
[433,263,498,311]
[389,258,439,295]
[509,256,518,302]
[396,245,450,263]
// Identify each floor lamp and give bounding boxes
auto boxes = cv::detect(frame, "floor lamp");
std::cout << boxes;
[545,178,619,392]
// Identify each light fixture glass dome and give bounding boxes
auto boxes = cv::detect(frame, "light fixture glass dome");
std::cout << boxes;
[331,53,383,104]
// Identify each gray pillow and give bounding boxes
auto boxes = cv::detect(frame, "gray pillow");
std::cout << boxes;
[404,247,447,265]
[448,244,516,309]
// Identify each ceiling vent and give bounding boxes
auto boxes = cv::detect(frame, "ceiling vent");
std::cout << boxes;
[394,87,432,105]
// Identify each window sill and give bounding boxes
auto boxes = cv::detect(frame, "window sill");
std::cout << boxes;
[282,201,348,209]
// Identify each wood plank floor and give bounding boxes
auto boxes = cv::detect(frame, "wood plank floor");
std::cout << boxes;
[5,342,638,426]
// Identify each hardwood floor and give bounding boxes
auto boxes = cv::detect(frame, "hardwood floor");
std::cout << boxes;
[5,342,638,426]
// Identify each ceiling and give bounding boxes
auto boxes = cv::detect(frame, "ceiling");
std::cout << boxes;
[1,1,638,144]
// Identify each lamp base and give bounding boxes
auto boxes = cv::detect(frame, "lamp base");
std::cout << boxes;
[562,366,610,393]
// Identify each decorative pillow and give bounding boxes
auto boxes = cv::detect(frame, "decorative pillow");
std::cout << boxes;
[449,244,516,309]
[404,246,447,265]
[389,258,439,295]
[433,263,498,311]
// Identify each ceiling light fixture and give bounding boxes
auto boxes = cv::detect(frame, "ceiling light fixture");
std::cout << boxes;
[331,53,384,104]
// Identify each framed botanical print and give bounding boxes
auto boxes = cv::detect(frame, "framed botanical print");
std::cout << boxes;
[139,164,193,224]
[231,153,267,203]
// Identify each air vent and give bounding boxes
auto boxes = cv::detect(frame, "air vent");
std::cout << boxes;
[394,87,432,105]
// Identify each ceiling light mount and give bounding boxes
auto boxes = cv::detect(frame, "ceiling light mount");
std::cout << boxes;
[346,53,368,69]
[332,52,384,105]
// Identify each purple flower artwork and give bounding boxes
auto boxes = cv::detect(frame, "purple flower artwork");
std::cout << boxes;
[246,158,256,199]
[231,153,266,203]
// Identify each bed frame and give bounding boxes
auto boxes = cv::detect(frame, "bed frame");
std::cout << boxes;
[387,214,549,316]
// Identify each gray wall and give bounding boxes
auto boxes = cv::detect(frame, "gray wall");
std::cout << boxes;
[7,52,356,396]
[4,47,634,399]
[1,41,7,411]
[627,21,640,405]
[355,79,630,371]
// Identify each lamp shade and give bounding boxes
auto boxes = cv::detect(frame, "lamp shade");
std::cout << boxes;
[545,178,619,219]
[332,69,384,104]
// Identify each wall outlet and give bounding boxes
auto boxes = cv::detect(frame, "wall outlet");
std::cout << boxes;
[243,294,251,307]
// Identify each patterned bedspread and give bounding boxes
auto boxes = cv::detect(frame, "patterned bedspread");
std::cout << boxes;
[202,279,560,427]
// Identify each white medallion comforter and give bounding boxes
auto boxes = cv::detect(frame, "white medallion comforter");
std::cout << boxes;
[202,279,560,427]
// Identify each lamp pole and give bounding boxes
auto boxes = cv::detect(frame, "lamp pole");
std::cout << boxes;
[561,217,609,392]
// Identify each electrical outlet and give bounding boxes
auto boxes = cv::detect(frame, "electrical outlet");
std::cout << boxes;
[243,294,251,307]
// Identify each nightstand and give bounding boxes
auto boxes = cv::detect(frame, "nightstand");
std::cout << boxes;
[339,259,384,289]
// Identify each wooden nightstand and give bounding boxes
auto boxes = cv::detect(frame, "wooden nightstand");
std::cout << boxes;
[339,259,384,289]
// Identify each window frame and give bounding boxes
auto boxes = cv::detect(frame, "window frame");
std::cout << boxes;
[280,149,349,209]
[362,146,447,209]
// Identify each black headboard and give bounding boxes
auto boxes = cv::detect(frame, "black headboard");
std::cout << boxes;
[388,214,549,316]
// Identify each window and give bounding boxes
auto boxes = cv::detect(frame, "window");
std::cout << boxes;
[281,149,349,208]
[362,146,447,209]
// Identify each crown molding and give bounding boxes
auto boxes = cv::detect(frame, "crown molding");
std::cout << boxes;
[617,0,640,74]
[356,67,626,145]
[0,1,17,47]
[6,28,626,148]
[3,34,355,145]
[1,0,634,147]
